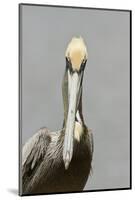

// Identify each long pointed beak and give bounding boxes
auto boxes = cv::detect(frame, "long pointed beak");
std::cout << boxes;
[63,70,83,169]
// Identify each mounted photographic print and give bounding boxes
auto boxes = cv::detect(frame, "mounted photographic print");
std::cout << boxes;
[19,3,132,196]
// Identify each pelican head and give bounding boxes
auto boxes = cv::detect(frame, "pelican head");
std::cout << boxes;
[63,37,88,169]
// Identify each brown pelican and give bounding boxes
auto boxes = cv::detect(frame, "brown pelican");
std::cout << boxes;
[22,37,93,195]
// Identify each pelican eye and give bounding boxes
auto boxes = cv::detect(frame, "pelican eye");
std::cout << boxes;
[66,56,71,63]
[80,59,87,71]
[82,59,86,64]
[66,56,73,72]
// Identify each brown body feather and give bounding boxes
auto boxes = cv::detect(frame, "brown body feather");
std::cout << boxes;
[22,127,93,194]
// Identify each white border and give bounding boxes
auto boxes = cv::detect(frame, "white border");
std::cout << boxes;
[0,0,134,199]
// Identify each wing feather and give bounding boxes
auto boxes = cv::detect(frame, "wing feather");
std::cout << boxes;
[22,127,51,189]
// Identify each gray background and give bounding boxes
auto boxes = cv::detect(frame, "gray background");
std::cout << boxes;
[21,5,130,190]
